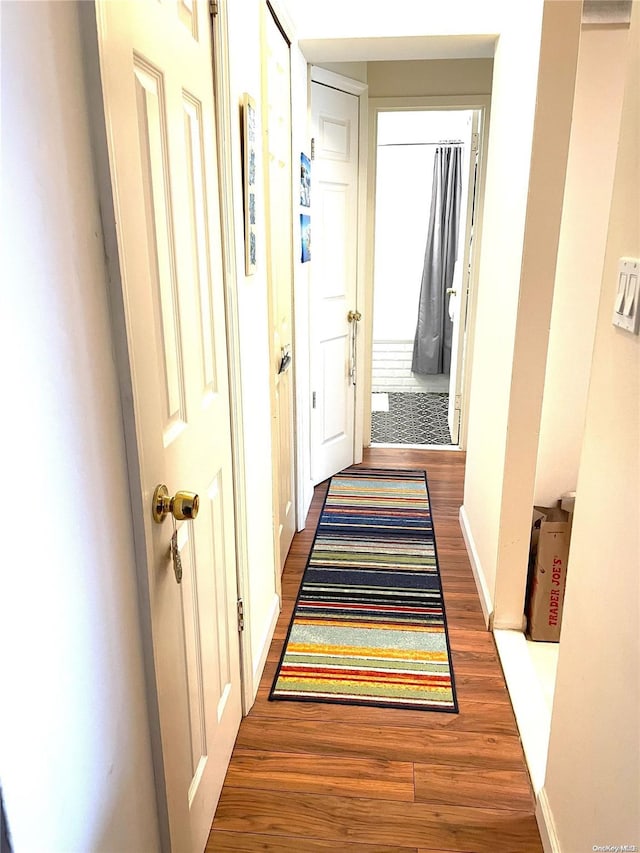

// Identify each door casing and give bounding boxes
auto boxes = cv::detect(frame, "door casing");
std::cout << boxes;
[365,95,491,451]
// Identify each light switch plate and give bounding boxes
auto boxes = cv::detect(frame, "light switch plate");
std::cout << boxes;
[612,257,640,334]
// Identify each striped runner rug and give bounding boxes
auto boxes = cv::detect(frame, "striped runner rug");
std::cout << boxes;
[270,467,458,712]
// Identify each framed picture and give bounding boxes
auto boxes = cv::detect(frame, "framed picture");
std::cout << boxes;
[300,214,311,263]
[300,152,311,207]
[242,93,257,275]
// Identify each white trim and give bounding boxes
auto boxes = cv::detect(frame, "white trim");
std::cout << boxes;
[369,95,491,110]
[212,0,254,711]
[362,100,378,446]
[493,629,551,794]
[310,65,368,96]
[364,95,491,450]
[493,612,528,632]
[458,103,490,451]
[536,787,561,853]
[354,76,368,464]
[251,593,280,698]
[459,505,493,627]
[372,443,463,451]
[293,61,314,528]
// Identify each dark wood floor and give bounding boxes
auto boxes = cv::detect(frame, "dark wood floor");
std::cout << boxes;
[208,449,542,853]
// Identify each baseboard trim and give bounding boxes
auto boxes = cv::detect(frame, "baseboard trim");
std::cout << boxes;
[536,787,561,853]
[493,629,550,793]
[459,505,493,627]
[251,593,280,702]
[493,613,528,631]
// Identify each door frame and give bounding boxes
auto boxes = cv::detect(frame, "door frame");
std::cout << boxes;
[260,0,296,590]
[79,2,252,847]
[365,95,491,450]
[310,66,369,467]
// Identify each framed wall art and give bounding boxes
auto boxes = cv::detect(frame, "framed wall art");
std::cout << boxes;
[300,213,311,263]
[300,152,311,207]
[242,93,257,275]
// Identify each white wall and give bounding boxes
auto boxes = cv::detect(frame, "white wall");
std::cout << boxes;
[542,8,639,847]
[461,0,546,616]
[226,0,281,684]
[373,144,435,341]
[368,59,493,98]
[286,0,504,43]
[490,1,583,627]
[534,25,629,506]
[0,3,160,850]
[317,61,368,82]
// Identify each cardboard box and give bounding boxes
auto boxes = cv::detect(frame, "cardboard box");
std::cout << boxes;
[526,506,571,642]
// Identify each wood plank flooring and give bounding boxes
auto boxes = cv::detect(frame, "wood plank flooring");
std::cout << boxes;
[208,449,541,853]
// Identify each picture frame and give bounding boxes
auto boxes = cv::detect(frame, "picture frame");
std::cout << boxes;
[242,93,257,275]
[300,152,311,207]
[300,213,311,263]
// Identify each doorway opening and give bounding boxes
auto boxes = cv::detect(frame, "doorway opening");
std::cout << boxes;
[370,108,478,448]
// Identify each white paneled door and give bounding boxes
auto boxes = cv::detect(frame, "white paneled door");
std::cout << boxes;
[264,9,295,571]
[310,81,360,484]
[96,2,241,850]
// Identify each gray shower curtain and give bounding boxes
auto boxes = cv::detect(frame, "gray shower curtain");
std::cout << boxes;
[411,146,462,375]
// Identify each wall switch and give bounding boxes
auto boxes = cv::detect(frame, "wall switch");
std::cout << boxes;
[612,258,640,334]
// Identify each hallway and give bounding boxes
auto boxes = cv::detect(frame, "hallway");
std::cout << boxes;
[208,449,542,852]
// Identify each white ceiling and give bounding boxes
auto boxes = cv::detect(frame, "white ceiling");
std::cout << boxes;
[282,0,504,62]
[281,0,500,63]
[298,34,497,63]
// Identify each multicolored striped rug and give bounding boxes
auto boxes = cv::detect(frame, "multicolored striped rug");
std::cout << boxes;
[270,468,458,712]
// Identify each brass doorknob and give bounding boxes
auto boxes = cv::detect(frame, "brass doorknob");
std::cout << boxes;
[152,484,200,523]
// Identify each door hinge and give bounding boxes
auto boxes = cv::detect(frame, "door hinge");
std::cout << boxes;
[455,394,462,411]
[312,391,317,409]
[237,598,244,632]
[210,0,219,17]
[310,138,315,160]
[471,132,479,154]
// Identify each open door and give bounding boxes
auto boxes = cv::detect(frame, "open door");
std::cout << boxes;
[310,79,360,484]
[448,111,481,443]
[263,6,296,571]
[95,1,242,849]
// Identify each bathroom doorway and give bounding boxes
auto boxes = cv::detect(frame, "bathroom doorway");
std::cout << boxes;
[370,108,482,448]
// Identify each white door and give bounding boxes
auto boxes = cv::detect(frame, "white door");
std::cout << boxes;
[448,112,480,443]
[96,2,241,851]
[310,81,360,484]
[264,9,295,570]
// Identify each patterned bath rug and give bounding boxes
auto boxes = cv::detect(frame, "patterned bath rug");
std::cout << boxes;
[371,393,453,445]
[270,467,458,712]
